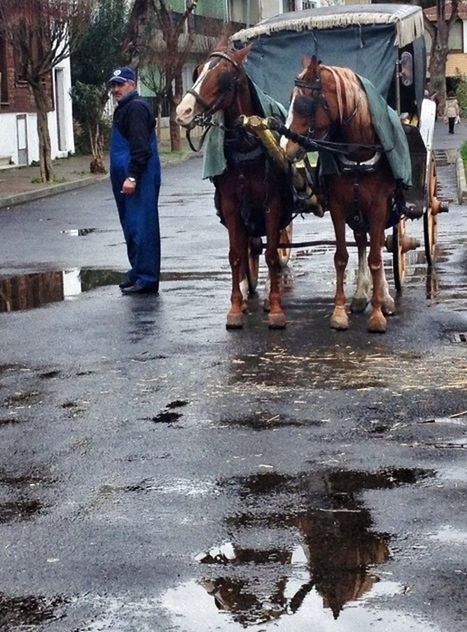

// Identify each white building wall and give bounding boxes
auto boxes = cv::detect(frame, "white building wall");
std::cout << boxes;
[0,113,18,163]
[0,56,74,166]
[260,0,284,21]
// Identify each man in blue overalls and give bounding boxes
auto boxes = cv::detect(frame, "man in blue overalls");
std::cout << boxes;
[109,66,161,294]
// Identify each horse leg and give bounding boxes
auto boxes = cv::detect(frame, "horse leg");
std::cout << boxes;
[330,210,349,330]
[367,218,388,333]
[224,205,249,330]
[350,230,371,313]
[265,202,286,329]
[381,262,395,316]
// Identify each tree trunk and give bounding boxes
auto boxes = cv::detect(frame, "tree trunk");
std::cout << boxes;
[168,89,181,152]
[31,84,54,183]
[427,19,450,116]
[89,123,107,174]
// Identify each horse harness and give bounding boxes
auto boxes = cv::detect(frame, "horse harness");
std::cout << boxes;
[293,68,386,229]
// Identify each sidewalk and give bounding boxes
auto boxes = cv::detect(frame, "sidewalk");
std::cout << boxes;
[0,140,196,209]
[0,121,466,209]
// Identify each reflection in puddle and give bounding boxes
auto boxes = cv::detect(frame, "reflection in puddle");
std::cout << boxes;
[61,228,97,236]
[162,578,439,632]
[0,593,65,628]
[165,467,433,629]
[0,268,126,312]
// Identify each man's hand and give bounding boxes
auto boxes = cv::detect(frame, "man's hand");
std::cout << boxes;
[121,177,137,195]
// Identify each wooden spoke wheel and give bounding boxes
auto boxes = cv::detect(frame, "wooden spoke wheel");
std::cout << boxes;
[247,237,261,293]
[424,155,438,266]
[392,218,407,293]
[278,222,293,267]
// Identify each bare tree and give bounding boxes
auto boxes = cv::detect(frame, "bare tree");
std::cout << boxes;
[0,0,94,182]
[424,0,460,111]
[125,0,198,151]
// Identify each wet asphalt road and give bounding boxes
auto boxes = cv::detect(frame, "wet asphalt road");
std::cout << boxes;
[0,156,466,632]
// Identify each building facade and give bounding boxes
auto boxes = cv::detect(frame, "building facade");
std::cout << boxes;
[424,1,467,81]
[0,32,74,168]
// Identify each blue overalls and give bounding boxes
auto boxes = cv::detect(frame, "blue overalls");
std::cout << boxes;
[110,125,161,289]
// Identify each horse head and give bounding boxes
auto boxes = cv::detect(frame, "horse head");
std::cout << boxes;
[176,45,251,129]
[282,55,334,160]
[283,55,373,161]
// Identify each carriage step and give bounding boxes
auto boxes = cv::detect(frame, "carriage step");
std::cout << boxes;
[433,149,449,167]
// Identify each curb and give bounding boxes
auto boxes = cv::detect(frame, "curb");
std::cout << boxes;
[456,154,467,204]
[0,175,108,210]
[0,151,200,210]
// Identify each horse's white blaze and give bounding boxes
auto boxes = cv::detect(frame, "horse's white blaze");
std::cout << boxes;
[175,61,211,126]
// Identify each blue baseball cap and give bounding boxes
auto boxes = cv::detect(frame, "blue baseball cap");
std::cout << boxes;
[109,67,136,84]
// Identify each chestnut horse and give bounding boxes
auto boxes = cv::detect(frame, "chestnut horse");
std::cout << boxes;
[283,56,398,333]
[176,46,291,329]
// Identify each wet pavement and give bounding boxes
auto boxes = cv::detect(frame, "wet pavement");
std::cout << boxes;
[0,123,466,631]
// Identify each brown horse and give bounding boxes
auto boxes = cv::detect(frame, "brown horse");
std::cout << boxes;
[283,56,398,333]
[176,46,291,329]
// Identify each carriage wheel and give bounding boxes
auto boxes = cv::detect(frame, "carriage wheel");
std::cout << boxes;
[278,222,293,267]
[424,156,438,266]
[247,237,261,293]
[392,218,407,293]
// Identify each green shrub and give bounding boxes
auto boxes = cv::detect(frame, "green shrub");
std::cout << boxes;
[461,141,467,164]
[454,72,467,116]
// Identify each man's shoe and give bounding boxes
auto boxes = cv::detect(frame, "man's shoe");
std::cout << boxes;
[119,279,133,290]
[121,282,158,295]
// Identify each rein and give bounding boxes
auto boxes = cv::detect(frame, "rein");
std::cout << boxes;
[268,117,384,155]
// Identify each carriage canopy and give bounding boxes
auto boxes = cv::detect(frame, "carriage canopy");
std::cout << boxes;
[231,4,426,115]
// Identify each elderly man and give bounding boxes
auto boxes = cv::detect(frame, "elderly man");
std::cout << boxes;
[109,66,161,295]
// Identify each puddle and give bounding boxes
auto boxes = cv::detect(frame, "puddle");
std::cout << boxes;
[0,268,230,312]
[0,268,126,312]
[161,578,440,631]
[0,469,53,523]
[0,593,65,628]
[147,411,182,424]
[181,467,434,627]
[61,228,120,236]
[0,499,43,523]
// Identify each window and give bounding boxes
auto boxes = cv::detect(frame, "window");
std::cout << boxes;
[448,20,462,52]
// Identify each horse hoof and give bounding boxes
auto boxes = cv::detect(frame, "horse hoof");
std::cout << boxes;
[330,307,349,330]
[350,296,369,313]
[226,312,244,329]
[268,312,286,329]
[367,314,387,333]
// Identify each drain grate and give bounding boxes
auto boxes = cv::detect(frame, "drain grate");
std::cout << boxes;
[448,332,467,343]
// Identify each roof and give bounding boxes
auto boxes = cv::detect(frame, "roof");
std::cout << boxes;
[424,1,467,21]
[231,3,425,48]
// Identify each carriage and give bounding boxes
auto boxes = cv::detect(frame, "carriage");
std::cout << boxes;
[176,3,448,331]
[230,2,447,292]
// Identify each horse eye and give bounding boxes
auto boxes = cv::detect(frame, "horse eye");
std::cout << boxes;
[218,71,235,93]
[293,95,315,117]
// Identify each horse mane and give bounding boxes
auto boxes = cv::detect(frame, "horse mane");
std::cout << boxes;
[321,65,372,131]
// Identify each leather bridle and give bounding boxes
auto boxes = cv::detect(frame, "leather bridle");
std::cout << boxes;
[187,51,242,122]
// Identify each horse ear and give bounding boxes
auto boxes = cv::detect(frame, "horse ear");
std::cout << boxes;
[235,44,252,64]
[302,54,312,69]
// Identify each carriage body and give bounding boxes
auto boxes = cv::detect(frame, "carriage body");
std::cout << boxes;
[231,4,443,279]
